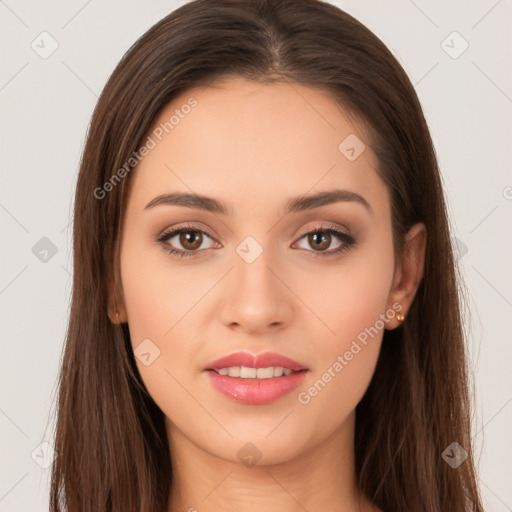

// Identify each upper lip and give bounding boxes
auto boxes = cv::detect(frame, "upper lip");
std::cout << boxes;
[205,351,309,371]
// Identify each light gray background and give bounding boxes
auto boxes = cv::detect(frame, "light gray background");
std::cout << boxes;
[1,1,511,510]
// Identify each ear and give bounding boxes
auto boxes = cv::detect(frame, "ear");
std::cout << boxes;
[386,222,427,329]
[107,271,128,325]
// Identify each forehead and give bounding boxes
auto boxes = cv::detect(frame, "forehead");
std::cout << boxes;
[124,77,385,217]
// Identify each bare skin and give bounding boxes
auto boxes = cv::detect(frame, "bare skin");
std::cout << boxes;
[109,77,426,512]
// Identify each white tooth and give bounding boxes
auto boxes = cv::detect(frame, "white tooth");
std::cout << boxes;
[240,366,257,378]
[273,366,284,377]
[256,367,275,379]
[221,366,295,378]
[228,367,241,377]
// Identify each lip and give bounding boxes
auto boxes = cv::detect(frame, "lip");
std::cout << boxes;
[205,351,309,371]
[204,351,309,405]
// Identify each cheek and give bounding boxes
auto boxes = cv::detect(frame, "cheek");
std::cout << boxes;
[298,229,394,346]
[119,230,207,343]
[120,256,168,344]
[293,232,395,422]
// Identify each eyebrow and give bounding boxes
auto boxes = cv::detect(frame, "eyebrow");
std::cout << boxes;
[144,189,373,216]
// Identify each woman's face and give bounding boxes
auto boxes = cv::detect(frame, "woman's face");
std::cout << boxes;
[115,77,421,465]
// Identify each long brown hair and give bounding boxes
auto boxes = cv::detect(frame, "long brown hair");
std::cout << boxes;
[48,0,483,510]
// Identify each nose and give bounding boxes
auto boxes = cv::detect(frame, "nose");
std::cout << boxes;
[218,247,294,335]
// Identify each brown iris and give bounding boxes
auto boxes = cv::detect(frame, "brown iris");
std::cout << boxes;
[179,230,203,250]
[308,231,331,251]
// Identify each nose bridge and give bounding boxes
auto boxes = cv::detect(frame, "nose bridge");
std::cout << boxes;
[219,236,292,332]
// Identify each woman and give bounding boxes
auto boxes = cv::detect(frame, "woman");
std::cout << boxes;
[49,0,484,510]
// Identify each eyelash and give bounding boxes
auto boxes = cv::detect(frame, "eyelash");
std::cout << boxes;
[154,223,357,259]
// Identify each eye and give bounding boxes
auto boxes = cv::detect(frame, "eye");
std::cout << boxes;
[155,223,357,259]
[293,226,356,257]
[155,224,217,258]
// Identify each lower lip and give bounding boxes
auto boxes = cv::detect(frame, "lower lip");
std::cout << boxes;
[206,370,308,405]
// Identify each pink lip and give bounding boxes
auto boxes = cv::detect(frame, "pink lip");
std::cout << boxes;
[205,351,308,371]
[204,351,309,405]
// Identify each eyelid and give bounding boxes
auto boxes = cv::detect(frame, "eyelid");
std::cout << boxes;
[157,222,215,239]
[294,221,351,238]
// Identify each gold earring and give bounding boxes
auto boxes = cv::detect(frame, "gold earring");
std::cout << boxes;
[396,312,405,322]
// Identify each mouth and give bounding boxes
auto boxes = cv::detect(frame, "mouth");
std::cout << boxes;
[209,366,302,378]
[204,352,309,405]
